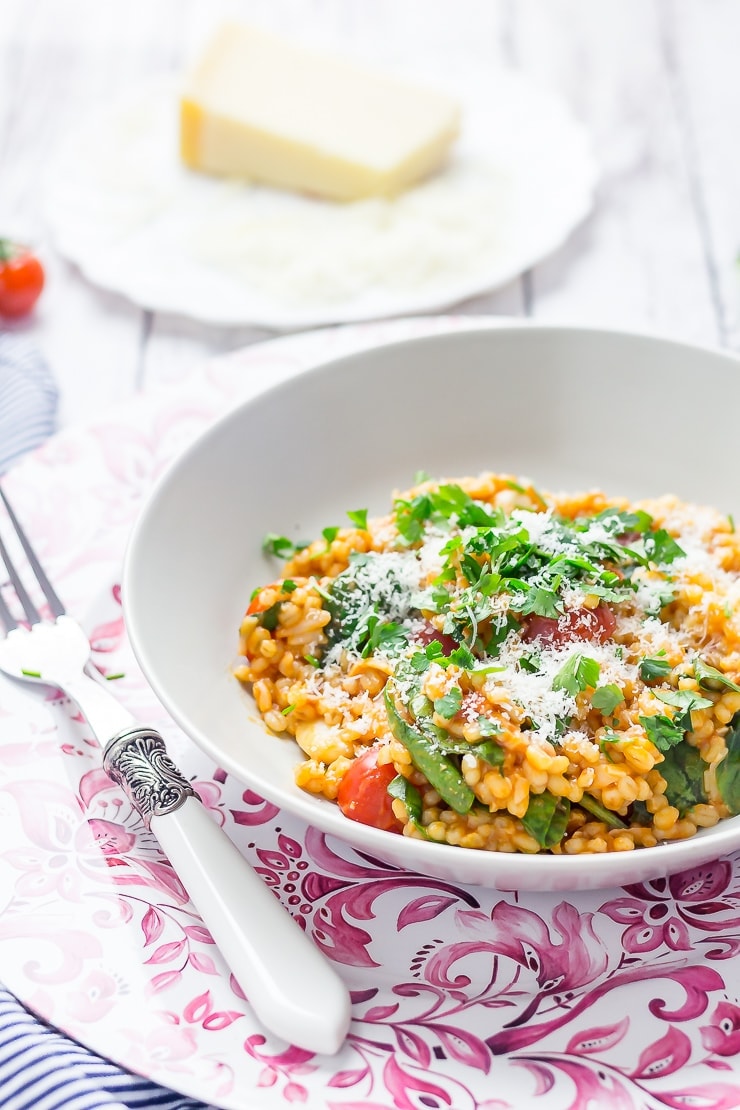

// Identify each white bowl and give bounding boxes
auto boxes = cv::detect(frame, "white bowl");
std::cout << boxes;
[123,324,740,891]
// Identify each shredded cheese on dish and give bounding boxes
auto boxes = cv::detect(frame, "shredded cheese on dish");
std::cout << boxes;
[236,473,740,856]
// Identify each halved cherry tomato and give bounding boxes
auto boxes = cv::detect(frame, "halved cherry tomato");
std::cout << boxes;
[0,239,45,318]
[412,621,459,657]
[522,603,617,646]
[337,747,403,833]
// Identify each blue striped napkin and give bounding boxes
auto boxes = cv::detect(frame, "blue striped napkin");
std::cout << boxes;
[0,989,208,1110]
[0,339,210,1108]
[0,333,59,474]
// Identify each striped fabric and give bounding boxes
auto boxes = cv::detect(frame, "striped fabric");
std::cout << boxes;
[0,333,59,474]
[0,346,212,1107]
[0,989,209,1109]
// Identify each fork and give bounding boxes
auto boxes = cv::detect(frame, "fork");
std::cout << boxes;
[0,484,351,1056]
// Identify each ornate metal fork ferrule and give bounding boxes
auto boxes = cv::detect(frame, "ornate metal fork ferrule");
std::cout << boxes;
[102,727,197,829]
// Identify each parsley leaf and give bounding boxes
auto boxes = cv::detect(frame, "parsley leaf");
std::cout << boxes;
[651,689,712,732]
[322,526,340,547]
[347,508,369,530]
[591,684,624,715]
[643,529,685,565]
[552,653,600,697]
[477,715,501,737]
[262,533,305,558]
[519,652,541,674]
[394,493,432,544]
[639,713,685,752]
[639,656,672,683]
[510,586,563,620]
[653,689,713,718]
[693,657,740,694]
[360,618,408,658]
[593,507,653,535]
[434,687,463,720]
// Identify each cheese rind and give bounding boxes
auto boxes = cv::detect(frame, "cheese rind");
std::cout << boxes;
[180,23,460,202]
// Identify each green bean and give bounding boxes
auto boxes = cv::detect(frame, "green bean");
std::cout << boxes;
[384,687,475,815]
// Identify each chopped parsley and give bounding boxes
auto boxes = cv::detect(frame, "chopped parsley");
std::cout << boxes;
[639,655,672,683]
[347,508,369,530]
[693,657,740,694]
[252,478,727,787]
[591,684,624,715]
[643,529,685,566]
[262,533,305,558]
[639,713,686,752]
[477,715,501,737]
[552,653,600,697]
[652,689,713,729]
[434,687,463,720]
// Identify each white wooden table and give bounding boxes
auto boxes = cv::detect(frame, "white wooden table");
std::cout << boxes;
[1,0,739,429]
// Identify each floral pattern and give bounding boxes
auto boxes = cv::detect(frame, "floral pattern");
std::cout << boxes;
[1,319,740,1110]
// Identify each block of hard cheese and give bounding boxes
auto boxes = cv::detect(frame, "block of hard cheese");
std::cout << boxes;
[180,23,460,202]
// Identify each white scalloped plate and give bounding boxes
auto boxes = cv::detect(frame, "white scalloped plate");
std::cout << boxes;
[2,318,739,1109]
[43,64,596,328]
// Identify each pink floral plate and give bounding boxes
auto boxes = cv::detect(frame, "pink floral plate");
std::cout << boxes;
[1,317,740,1110]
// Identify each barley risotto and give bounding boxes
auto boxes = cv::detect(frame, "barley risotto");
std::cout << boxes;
[235,472,740,855]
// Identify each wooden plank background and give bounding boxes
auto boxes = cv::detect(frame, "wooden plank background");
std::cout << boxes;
[1,0,739,428]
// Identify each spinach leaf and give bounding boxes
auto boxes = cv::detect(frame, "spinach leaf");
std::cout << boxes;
[323,554,413,654]
[660,743,708,816]
[387,775,426,833]
[717,711,740,816]
[521,791,571,849]
[259,602,282,631]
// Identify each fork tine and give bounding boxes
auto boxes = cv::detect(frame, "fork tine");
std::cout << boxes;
[0,571,17,631]
[0,529,40,626]
[0,484,65,621]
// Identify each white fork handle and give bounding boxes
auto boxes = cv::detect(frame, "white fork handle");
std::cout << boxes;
[66,673,351,1055]
[151,798,351,1055]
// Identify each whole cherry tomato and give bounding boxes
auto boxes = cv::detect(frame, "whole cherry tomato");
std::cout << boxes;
[522,603,617,646]
[0,239,45,318]
[337,747,404,833]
